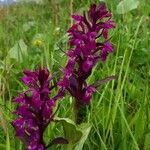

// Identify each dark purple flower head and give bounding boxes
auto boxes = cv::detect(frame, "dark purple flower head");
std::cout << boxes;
[68,2,115,62]
[12,68,64,150]
[58,2,115,105]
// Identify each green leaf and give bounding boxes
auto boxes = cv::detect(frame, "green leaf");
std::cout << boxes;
[134,108,146,140]
[46,137,68,148]
[55,117,91,148]
[75,123,91,150]
[144,133,150,150]
[7,39,28,62]
[0,144,6,150]
[55,117,82,144]
[6,132,10,150]
[23,21,35,32]
[117,0,139,14]
[32,33,45,41]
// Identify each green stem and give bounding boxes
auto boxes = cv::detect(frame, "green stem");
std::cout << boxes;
[73,99,87,124]
[67,142,73,150]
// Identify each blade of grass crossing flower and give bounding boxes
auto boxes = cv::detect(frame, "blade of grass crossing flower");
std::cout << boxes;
[106,34,121,127]
[0,107,7,133]
[44,43,50,70]
[6,131,10,150]
[69,0,73,26]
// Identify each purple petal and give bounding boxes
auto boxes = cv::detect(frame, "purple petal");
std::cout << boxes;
[82,86,96,104]
[72,15,84,21]
[27,143,45,150]
[102,29,108,39]
[101,42,113,61]
[15,105,35,119]
[13,93,25,103]
[12,118,26,136]
[42,100,55,121]
[82,56,96,73]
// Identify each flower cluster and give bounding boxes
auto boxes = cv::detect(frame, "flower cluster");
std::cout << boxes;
[58,2,115,104]
[12,2,116,149]
[12,68,63,150]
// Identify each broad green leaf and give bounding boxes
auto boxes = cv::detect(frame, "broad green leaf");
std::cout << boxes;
[23,21,35,32]
[117,0,139,14]
[75,123,91,150]
[7,39,28,62]
[55,117,82,144]
[32,33,45,41]
[0,144,6,150]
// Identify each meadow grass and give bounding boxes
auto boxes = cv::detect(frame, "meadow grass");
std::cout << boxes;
[0,0,150,149]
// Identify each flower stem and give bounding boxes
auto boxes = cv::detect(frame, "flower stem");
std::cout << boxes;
[74,99,87,124]
[67,142,73,150]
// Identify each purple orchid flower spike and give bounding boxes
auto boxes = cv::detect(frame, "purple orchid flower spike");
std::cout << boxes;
[12,68,64,150]
[58,2,116,123]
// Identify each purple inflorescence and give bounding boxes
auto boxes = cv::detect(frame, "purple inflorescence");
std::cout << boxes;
[12,2,116,148]
[58,2,115,104]
[12,68,63,150]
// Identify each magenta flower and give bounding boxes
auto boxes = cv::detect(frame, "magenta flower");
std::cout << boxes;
[12,68,64,150]
[58,2,115,105]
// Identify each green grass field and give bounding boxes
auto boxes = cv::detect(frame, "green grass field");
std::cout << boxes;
[0,0,150,149]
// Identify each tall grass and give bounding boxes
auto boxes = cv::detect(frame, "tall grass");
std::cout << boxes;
[0,0,149,149]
